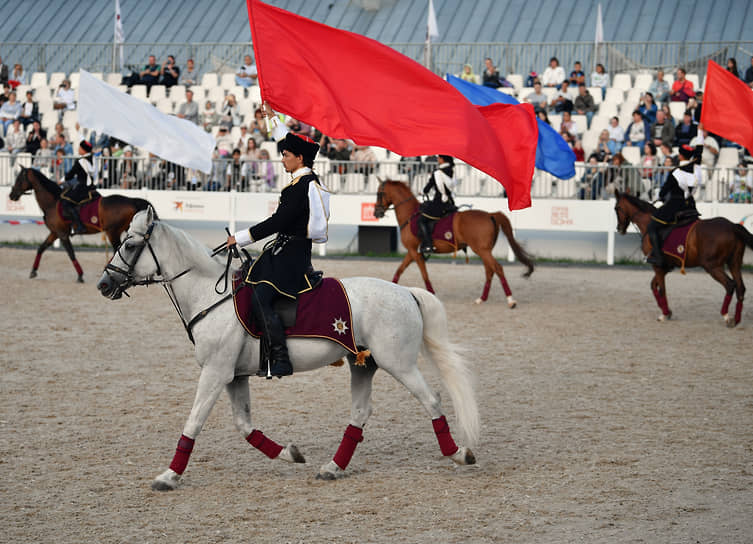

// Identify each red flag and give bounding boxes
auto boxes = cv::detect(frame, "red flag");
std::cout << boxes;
[246,0,537,210]
[700,60,753,154]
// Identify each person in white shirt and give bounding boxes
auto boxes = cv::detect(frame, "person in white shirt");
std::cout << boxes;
[541,57,566,88]
[53,80,76,120]
[235,55,258,88]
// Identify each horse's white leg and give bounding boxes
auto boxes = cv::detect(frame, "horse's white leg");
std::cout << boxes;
[317,359,377,480]
[152,363,232,491]
[225,376,305,464]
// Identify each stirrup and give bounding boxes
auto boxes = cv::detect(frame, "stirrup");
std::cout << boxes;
[268,359,293,379]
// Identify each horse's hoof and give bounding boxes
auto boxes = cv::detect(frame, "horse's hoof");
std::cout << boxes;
[507,296,517,309]
[151,480,177,491]
[726,317,736,328]
[279,444,306,464]
[450,446,476,465]
[76,276,85,284]
[29,270,37,279]
[152,469,180,491]
[315,471,337,481]
[316,460,345,480]
[474,297,484,305]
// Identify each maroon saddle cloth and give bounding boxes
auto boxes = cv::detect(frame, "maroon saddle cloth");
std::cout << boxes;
[232,272,359,355]
[661,220,698,261]
[57,196,102,229]
[410,212,457,247]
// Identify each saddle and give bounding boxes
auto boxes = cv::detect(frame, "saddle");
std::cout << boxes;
[657,209,700,239]
[273,269,323,327]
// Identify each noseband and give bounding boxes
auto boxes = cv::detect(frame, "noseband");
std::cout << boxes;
[103,220,164,296]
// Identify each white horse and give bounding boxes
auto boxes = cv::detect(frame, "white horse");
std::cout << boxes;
[97,208,479,490]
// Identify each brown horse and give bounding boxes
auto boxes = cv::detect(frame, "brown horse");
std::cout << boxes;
[9,167,155,282]
[614,189,753,326]
[374,180,534,306]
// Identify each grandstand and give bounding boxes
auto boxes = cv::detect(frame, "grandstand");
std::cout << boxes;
[1,0,752,201]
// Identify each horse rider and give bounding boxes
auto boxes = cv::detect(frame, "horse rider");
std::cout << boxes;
[227,102,330,378]
[418,154,458,255]
[646,136,704,267]
[60,140,96,234]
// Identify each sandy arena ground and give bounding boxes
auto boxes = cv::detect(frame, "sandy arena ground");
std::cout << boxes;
[1,246,751,544]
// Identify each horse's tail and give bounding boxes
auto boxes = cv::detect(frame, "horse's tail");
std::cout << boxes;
[492,211,534,278]
[409,287,480,447]
[734,223,753,252]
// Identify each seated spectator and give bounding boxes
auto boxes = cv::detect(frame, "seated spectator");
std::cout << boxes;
[686,95,702,123]
[145,153,168,189]
[574,83,596,128]
[200,99,218,132]
[525,70,538,87]
[0,90,21,133]
[235,55,257,88]
[399,155,423,180]
[692,125,719,168]
[654,154,676,194]
[648,69,670,105]
[0,55,8,84]
[482,58,502,88]
[524,81,548,114]
[606,116,625,154]
[18,90,38,127]
[541,56,565,88]
[256,148,276,190]
[25,120,46,155]
[52,122,70,145]
[236,124,251,150]
[572,137,585,162]
[203,149,224,192]
[569,61,585,87]
[550,80,573,113]
[638,92,657,125]
[139,55,161,92]
[351,144,377,177]
[559,110,576,136]
[181,58,199,87]
[251,108,269,145]
[118,146,138,188]
[219,93,241,129]
[745,56,753,88]
[159,55,180,88]
[650,110,675,149]
[590,63,610,99]
[674,111,697,147]
[459,63,479,84]
[640,141,658,181]
[5,119,25,153]
[593,130,612,162]
[604,152,637,195]
[53,80,76,116]
[242,139,260,183]
[32,137,55,175]
[658,142,675,164]
[579,155,605,199]
[670,67,694,102]
[52,148,66,182]
[226,148,245,190]
[215,126,234,157]
[327,138,351,173]
[177,90,199,125]
[0,83,10,106]
[729,163,752,202]
[625,110,650,152]
[726,58,742,79]
[10,63,26,86]
[537,109,551,124]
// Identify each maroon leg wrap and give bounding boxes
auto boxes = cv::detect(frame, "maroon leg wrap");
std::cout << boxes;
[333,425,363,470]
[432,415,459,457]
[735,300,743,324]
[722,293,733,315]
[72,259,83,276]
[425,280,435,294]
[392,273,400,283]
[168,434,195,475]
[246,430,283,459]
[653,287,670,315]
[33,253,42,270]
[500,276,512,297]
[480,280,491,301]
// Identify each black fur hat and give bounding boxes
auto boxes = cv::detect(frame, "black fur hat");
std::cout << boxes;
[277,132,320,163]
[678,144,694,159]
[438,154,454,165]
[79,140,92,153]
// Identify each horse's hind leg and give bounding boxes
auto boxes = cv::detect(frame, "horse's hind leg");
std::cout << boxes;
[728,254,746,326]
[708,265,737,327]
[476,250,516,308]
[30,232,57,278]
[60,237,84,283]
[317,358,377,480]
[226,375,305,464]
[650,270,672,321]
[391,252,415,285]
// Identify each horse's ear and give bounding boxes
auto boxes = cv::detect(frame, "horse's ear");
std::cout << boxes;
[145,205,155,224]
[614,188,621,198]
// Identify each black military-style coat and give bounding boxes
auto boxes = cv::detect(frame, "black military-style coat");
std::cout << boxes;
[243,172,317,299]
[653,144,702,224]
[61,155,97,205]
[420,166,456,219]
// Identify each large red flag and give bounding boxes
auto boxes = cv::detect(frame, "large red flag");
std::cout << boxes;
[700,60,753,154]
[246,0,537,210]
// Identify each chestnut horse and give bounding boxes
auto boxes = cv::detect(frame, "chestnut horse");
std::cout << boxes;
[374,180,534,306]
[614,189,753,326]
[9,167,154,282]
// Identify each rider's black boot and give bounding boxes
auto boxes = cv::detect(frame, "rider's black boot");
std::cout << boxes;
[646,224,665,267]
[265,311,293,378]
[418,219,434,255]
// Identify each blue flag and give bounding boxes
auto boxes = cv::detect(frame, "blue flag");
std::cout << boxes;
[446,74,576,179]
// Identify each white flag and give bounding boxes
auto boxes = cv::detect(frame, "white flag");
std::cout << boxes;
[594,3,604,45]
[114,0,125,70]
[78,70,215,173]
[427,0,439,40]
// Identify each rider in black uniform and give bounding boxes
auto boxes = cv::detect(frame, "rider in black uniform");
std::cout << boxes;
[646,137,703,267]
[60,140,96,234]
[418,155,457,255]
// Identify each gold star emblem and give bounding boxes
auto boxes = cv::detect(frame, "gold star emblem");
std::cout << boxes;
[332,317,349,336]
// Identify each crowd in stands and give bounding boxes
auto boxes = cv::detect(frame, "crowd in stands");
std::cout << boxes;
[1,50,751,201]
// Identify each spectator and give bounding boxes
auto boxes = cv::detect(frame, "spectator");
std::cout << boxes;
[650,110,676,149]
[256,148,276,190]
[726,58,742,79]
[625,110,650,152]
[658,142,675,164]
[236,124,252,150]
[670,67,694,102]
[242,137,259,160]
[574,83,597,128]
[327,138,351,173]
[219,93,241,129]
[215,126,234,157]
[569,61,586,86]
[204,149,224,191]
[53,79,76,117]
[572,137,585,162]
[654,154,677,194]
[729,163,752,202]
[0,83,10,106]
[226,148,245,190]
[5,119,25,153]
[0,90,21,133]
[251,107,269,145]
[660,103,672,121]
[200,99,218,132]
[177,90,199,125]
[52,122,71,145]
[139,55,160,92]
[579,155,605,199]
[640,141,658,182]
[674,111,697,147]
[18,90,38,128]
[590,63,610,99]
[351,144,377,177]
[686,95,702,123]
[0,54,8,84]
[537,109,551,124]
[482,58,502,88]
[524,81,548,114]
[118,146,138,188]
[145,153,167,189]
[181,58,199,87]
[606,116,625,154]
[604,152,636,195]
[550,80,573,113]
[541,56,565,88]
[235,55,258,88]
[638,92,657,125]
[25,120,46,155]
[10,64,25,86]
[459,63,479,84]
[32,137,55,175]
[525,70,538,87]
[241,139,260,184]
[691,124,719,168]
[159,55,180,88]
[53,133,74,171]
[560,110,576,136]
[593,130,612,162]
[53,148,66,182]
[744,56,753,88]
[648,69,671,105]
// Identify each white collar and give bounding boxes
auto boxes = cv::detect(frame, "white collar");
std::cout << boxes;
[439,162,452,171]
[290,166,312,179]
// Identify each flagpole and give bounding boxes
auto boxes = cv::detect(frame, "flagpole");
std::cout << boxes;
[112,0,116,72]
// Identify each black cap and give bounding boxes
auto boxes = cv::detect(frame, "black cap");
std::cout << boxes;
[678,144,694,159]
[79,140,92,153]
[277,132,319,163]
[438,154,454,165]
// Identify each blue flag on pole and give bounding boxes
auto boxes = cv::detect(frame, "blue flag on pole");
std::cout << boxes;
[446,74,576,179]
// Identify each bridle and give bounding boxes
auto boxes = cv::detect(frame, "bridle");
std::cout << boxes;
[614,201,633,235]
[375,183,420,229]
[10,168,33,200]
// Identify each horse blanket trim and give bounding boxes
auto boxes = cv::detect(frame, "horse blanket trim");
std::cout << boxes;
[410,212,457,248]
[232,274,359,356]
[56,196,102,229]
[662,220,699,273]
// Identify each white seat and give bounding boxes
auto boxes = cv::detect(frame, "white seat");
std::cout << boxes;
[201,73,219,89]
[597,101,618,118]
[62,110,78,131]
[69,73,80,89]
[571,114,588,135]
[541,87,558,101]
[371,147,390,162]
[507,74,523,92]
[634,73,652,92]
[664,73,675,87]
[604,87,624,104]
[48,72,66,89]
[668,102,686,123]
[15,84,31,98]
[247,85,262,105]
[621,145,640,164]
[497,87,516,96]
[156,97,174,114]
[587,87,603,105]
[228,85,246,100]
[260,141,277,158]
[686,73,700,90]
[220,73,236,90]
[149,85,167,102]
[581,129,599,157]
[612,73,632,91]
[589,114,610,134]
[130,85,148,101]
[188,85,206,101]
[207,87,225,104]
[30,72,47,88]
[105,72,122,86]
[88,72,103,81]
[717,148,739,168]
[170,84,187,100]
[548,114,562,133]
[624,88,642,108]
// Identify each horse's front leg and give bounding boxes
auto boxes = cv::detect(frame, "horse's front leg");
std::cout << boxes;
[650,269,672,321]
[226,375,305,465]
[391,251,414,284]
[411,248,435,294]
[30,232,57,278]
[152,364,232,491]
[60,236,85,283]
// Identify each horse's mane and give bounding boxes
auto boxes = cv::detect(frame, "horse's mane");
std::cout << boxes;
[28,168,62,198]
[621,192,656,213]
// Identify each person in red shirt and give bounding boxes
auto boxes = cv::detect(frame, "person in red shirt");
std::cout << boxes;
[670,68,694,102]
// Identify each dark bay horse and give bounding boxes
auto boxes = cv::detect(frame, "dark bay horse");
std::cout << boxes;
[9,167,154,282]
[614,189,753,326]
[374,180,534,306]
